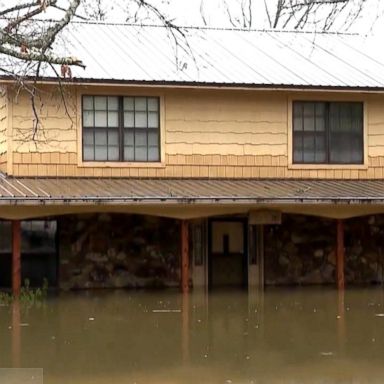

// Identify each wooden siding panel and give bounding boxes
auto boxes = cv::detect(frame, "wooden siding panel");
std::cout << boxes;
[7,86,384,179]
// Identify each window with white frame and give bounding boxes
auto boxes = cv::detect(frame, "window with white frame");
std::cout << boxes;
[293,101,363,164]
[82,95,160,162]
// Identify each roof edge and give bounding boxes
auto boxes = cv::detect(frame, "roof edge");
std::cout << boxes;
[1,77,383,93]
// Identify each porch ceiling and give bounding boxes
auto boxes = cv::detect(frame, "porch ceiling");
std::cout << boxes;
[0,176,383,204]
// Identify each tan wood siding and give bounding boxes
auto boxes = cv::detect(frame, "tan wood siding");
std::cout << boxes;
[12,85,77,154]
[6,86,384,179]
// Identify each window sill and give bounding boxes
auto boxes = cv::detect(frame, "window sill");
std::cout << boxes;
[288,163,368,170]
[79,161,166,168]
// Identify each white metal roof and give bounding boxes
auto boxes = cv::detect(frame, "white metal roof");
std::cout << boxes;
[37,22,384,89]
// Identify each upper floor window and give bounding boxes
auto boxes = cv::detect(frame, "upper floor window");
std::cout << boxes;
[82,95,160,162]
[293,101,363,164]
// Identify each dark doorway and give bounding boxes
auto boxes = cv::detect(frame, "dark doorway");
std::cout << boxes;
[208,218,248,289]
[0,220,58,288]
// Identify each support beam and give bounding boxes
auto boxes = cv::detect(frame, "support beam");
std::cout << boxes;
[336,219,345,290]
[12,220,21,297]
[181,220,189,294]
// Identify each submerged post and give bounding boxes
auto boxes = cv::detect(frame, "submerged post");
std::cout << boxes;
[12,220,21,297]
[336,219,345,290]
[181,220,189,294]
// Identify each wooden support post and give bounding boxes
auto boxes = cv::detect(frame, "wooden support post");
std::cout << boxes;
[336,219,345,290]
[12,220,21,297]
[181,220,189,294]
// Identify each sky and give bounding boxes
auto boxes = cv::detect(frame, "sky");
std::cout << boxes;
[75,0,384,35]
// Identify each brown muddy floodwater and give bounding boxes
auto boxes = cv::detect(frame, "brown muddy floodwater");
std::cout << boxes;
[1,288,384,384]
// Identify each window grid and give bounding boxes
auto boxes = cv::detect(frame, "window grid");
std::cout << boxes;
[82,96,160,162]
[293,101,363,165]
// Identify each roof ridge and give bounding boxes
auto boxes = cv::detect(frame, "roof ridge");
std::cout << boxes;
[65,20,359,36]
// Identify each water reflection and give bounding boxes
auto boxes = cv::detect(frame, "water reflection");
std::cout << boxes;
[1,288,384,383]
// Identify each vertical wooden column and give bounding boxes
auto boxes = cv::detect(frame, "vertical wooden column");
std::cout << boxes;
[181,220,189,294]
[12,220,21,297]
[336,219,345,290]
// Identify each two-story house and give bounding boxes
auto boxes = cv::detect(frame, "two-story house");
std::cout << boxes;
[0,22,384,294]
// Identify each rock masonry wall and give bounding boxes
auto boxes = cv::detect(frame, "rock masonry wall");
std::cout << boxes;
[345,215,384,284]
[264,215,336,285]
[58,214,180,290]
[265,214,384,285]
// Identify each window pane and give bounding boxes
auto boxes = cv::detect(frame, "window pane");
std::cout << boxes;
[83,111,94,127]
[303,103,315,131]
[95,131,107,145]
[293,132,303,163]
[135,131,147,146]
[351,113,363,133]
[95,111,107,127]
[135,97,147,111]
[293,102,302,118]
[82,95,162,163]
[293,116,302,132]
[293,101,363,165]
[83,146,94,161]
[148,132,158,146]
[315,102,326,118]
[330,133,363,163]
[329,103,340,133]
[124,97,134,111]
[108,96,119,111]
[135,147,147,161]
[94,96,107,110]
[329,102,363,164]
[303,135,315,163]
[124,131,134,146]
[135,112,147,128]
[148,147,159,161]
[95,146,108,161]
[108,146,119,161]
[339,103,351,132]
[315,116,325,132]
[329,133,346,163]
[351,103,363,133]
[148,112,159,128]
[108,131,118,146]
[83,130,94,145]
[108,111,119,127]
[350,135,363,163]
[124,146,134,161]
[314,133,326,162]
[148,98,159,112]
[83,96,93,110]
[124,112,134,127]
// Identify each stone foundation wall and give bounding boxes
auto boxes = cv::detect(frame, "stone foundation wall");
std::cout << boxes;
[264,215,336,285]
[58,214,180,290]
[264,214,384,286]
[345,215,384,284]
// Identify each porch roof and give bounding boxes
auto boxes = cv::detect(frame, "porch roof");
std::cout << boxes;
[0,177,383,204]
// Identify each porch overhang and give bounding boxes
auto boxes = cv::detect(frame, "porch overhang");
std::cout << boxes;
[0,176,383,220]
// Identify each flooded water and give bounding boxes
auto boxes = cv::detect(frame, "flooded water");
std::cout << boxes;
[1,288,384,384]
